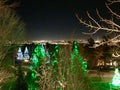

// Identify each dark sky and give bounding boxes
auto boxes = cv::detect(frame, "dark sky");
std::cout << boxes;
[17,0,108,40]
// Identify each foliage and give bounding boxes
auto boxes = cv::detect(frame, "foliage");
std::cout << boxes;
[1,42,119,90]
[14,64,28,90]
[0,77,15,90]
[0,0,25,89]
[24,42,92,90]
[0,69,14,90]
[0,0,25,63]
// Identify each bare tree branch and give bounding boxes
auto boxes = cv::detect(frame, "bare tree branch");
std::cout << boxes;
[108,0,120,5]
[112,52,120,57]
[76,14,120,34]
[106,3,120,19]
[87,11,101,27]
[76,1,120,48]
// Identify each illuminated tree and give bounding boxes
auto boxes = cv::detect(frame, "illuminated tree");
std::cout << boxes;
[71,41,87,74]
[66,41,90,90]
[17,47,23,60]
[51,44,60,68]
[23,47,30,60]
[25,44,45,90]
[111,68,120,89]
[48,44,60,75]
[45,44,62,89]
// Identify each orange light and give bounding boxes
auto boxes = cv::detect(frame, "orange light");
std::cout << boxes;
[24,59,29,63]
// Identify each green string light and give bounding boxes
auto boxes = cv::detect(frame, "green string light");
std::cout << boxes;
[71,41,87,74]
[26,44,46,90]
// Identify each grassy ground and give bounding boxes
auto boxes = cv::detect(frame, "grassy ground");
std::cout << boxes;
[88,70,117,90]
[89,74,120,90]
[89,77,110,90]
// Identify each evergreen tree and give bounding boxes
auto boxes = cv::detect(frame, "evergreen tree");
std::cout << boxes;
[66,41,91,90]
[24,47,30,60]
[25,44,45,90]
[111,68,120,88]
[17,47,23,60]
[71,41,87,74]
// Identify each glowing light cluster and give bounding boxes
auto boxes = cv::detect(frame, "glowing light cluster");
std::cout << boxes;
[24,47,30,60]
[17,47,30,61]
[23,42,88,89]
[17,47,23,60]
[51,45,60,67]
[112,68,120,87]
[26,44,46,90]
[71,41,87,73]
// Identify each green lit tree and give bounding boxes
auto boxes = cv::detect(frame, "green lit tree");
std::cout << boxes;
[67,41,90,90]
[51,44,60,69]
[111,68,120,89]
[71,41,87,74]
[49,44,62,89]
[46,44,60,71]
[25,44,45,90]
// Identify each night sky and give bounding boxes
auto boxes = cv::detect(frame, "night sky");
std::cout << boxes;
[17,0,108,40]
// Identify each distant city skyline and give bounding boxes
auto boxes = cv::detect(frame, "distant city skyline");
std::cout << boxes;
[17,0,108,40]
